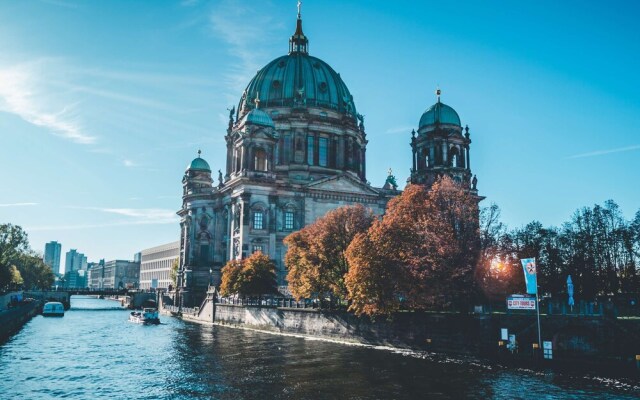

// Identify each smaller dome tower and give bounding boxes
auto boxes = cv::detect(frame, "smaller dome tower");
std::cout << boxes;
[183,150,213,197]
[410,88,477,193]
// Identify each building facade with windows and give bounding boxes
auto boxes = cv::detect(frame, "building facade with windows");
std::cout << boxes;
[177,10,479,306]
[90,260,140,289]
[139,241,179,290]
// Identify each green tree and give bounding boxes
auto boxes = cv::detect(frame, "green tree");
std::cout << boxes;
[170,258,179,287]
[0,224,30,291]
[16,252,54,290]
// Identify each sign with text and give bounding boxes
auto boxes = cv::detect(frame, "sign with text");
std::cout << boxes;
[507,296,536,310]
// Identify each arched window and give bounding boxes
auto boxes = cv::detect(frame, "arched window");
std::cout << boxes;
[254,148,267,171]
[449,147,460,168]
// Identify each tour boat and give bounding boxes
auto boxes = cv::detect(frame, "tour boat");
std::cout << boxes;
[128,308,160,325]
[42,302,65,317]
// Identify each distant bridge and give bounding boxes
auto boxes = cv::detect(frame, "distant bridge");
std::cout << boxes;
[60,288,130,296]
[24,289,156,310]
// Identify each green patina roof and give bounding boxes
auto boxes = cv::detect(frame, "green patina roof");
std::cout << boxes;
[419,101,461,128]
[187,157,211,172]
[244,108,275,128]
[238,53,356,118]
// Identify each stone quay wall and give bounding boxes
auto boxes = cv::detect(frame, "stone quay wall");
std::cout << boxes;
[0,300,42,343]
[212,304,640,367]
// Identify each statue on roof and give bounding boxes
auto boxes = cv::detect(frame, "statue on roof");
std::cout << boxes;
[384,168,398,190]
[356,113,365,132]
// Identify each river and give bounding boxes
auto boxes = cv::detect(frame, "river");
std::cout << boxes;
[0,296,637,399]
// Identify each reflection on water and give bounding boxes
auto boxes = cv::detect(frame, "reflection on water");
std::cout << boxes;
[0,296,637,399]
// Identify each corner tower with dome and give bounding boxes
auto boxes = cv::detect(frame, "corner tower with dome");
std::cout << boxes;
[410,88,480,197]
[176,9,397,306]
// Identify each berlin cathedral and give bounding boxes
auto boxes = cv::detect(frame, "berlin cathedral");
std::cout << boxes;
[177,9,480,304]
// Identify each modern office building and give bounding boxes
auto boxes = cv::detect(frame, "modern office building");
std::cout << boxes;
[65,249,86,273]
[43,241,62,275]
[101,260,140,289]
[139,241,180,290]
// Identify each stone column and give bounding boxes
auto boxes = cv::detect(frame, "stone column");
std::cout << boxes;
[442,142,448,165]
[466,146,471,170]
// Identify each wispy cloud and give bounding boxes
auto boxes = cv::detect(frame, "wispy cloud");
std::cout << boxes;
[0,61,96,144]
[90,207,178,222]
[71,67,219,88]
[567,145,640,159]
[0,202,38,207]
[25,219,177,232]
[34,207,180,231]
[122,159,138,168]
[385,125,415,135]
[209,0,284,101]
[98,208,178,222]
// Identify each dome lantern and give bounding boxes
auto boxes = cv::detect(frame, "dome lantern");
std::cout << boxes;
[289,1,308,54]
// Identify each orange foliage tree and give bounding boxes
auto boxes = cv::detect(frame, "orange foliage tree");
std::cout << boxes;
[346,176,480,316]
[219,252,278,297]
[284,204,375,302]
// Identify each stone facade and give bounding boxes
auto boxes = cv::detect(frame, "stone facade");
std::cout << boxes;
[177,13,479,307]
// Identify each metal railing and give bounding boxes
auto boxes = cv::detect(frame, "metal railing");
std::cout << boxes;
[217,297,321,309]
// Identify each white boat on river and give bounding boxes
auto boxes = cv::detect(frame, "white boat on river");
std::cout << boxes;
[42,302,65,317]
[128,308,160,325]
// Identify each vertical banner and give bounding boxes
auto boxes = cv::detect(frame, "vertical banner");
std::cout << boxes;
[520,258,538,295]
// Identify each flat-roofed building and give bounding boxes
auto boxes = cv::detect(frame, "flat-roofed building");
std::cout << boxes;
[139,241,179,290]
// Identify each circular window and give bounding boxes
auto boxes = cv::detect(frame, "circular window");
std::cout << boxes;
[278,60,285,68]
[272,80,281,88]
[318,82,328,92]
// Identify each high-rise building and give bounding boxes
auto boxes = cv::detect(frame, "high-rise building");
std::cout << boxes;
[43,241,62,275]
[65,249,77,273]
[65,249,86,273]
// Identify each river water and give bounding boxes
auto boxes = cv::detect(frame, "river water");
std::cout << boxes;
[0,297,638,399]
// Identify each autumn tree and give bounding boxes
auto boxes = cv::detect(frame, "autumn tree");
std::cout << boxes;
[219,260,243,297]
[284,204,375,302]
[219,252,278,297]
[346,177,480,316]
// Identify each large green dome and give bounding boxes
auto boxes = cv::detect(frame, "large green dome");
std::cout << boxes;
[237,15,356,119]
[419,101,461,128]
[238,54,356,117]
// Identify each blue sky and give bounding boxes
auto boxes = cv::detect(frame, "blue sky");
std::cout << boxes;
[1,0,639,267]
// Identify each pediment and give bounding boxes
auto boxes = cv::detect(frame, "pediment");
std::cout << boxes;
[306,174,380,196]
